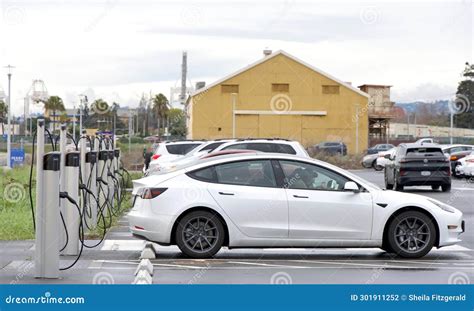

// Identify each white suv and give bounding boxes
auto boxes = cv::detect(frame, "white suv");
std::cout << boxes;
[146,139,310,176]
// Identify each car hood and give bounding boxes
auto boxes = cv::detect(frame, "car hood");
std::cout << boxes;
[371,189,441,210]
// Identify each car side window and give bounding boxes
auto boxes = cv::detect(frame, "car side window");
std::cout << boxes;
[279,160,351,191]
[187,166,216,182]
[272,144,297,154]
[214,160,277,187]
[222,143,247,150]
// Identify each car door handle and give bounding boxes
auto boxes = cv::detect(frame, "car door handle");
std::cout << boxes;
[218,192,234,196]
[293,195,309,199]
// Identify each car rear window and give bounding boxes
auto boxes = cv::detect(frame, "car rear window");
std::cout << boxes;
[166,143,201,155]
[406,147,444,157]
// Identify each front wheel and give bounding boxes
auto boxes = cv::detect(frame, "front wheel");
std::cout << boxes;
[373,161,383,171]
[387,211,436,258]
[176,210,225,258]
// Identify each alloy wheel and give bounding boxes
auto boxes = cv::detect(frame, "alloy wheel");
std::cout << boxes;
[182,216,219,253]
[394,217,431,253]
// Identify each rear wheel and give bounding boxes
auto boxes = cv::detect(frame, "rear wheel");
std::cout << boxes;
[441,184,451,192]
[373,161,383,171]
[387,211,436,258]
[431,185,440,191]
[176,210,225,258]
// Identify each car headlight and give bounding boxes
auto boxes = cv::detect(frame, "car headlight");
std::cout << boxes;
[427,199,455,213]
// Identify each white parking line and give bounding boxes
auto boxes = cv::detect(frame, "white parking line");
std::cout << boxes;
[227,261,307,269]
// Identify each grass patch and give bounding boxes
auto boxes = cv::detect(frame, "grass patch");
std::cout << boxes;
[0,165,138,240]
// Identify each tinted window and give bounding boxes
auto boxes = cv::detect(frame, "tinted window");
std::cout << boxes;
[406,147,444,157]
[280,160,351,191]
[222,143,273,152]
[166,143,201,155]
[215,160,277,187]
[200,142,224,152]
[187,166,216,182]
[272,144,297,154]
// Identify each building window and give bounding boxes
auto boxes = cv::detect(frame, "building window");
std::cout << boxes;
[272,83,289,92]
[221,84,239,93]
[322,85,340,94]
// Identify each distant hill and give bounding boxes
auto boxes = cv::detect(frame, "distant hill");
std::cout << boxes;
[394,100,450,115]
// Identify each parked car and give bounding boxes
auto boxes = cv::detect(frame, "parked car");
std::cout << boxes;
[146,140,234,175]
[375,148,396,171]
[415,138,436,144]
[384,144,451,192]
[441,144,474,156]
[129,152,464,259]
[449,149,474,176]
[361,153,379,169]
[144,140,206,173]
[366,144,395,155]
[455,151,474,177]
[311,142,347,155]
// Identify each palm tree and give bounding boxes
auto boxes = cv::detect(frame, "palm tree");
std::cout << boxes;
[152,93,169,136]
[44,96,65,133]
[0,100,7,134]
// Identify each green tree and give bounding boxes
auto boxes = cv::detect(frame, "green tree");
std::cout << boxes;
[167,108,186,137]
[44,95,65,133]
[152,93,169,136]
[0,99,7,134]
[453,63,474,129]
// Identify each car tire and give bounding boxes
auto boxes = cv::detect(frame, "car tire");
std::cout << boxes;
[441,184,451,192]
[384,170,393,190]
[387,211,436,258]
[431,185,440,191]
[373,161,383,171]
[175,210,225,259]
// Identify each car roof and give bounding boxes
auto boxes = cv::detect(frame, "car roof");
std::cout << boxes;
[400,143,441,149]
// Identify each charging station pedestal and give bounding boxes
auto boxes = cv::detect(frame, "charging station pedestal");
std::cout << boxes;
[107,149,115,209]
[85,151,98,229]
[98,149,109,218]
[35,151,61,278]
[62,151,80,256]
[114,148,121,199]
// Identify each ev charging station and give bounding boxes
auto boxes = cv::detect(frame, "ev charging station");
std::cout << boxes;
[35,120,61,279]
[30,120,130,279]
[62,150,80,256]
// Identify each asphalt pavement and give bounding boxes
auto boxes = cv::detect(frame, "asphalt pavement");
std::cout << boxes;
[1,169,472,284]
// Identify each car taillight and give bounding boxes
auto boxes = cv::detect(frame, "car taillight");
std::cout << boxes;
[450,155,457,161]
[152,154,161,160]
[141,187,167,199]
[399,169,407,176]
[467,159,474,163]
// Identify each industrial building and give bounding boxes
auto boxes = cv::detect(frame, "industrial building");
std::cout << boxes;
[186,50,369,154]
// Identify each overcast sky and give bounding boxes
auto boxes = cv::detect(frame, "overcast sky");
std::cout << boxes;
[0,0,472,115]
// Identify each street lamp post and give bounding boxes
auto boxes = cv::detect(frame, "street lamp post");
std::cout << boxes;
[4,65,14,168]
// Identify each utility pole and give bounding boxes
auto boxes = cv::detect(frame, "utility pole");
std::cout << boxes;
[231,93,237,138]
[450,104,454,144]
[128,109,132,152]
[355,105,359,154]
[5,65,14,168]
[72,104,76,139]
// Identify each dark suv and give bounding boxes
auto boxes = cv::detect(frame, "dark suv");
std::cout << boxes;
[312,142,347,155]
[384,143,451,192]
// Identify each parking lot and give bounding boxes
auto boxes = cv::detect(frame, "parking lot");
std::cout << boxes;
[1,169,472,284]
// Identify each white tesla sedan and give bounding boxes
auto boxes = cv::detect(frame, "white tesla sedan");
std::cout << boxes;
[128,153,464,259]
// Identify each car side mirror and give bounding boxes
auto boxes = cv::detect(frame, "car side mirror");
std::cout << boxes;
[344,181,360,193]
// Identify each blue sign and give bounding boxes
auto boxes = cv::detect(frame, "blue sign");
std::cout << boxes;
[10,148,25,167]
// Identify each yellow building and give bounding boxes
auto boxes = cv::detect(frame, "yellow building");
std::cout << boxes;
[187,50,369,154]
